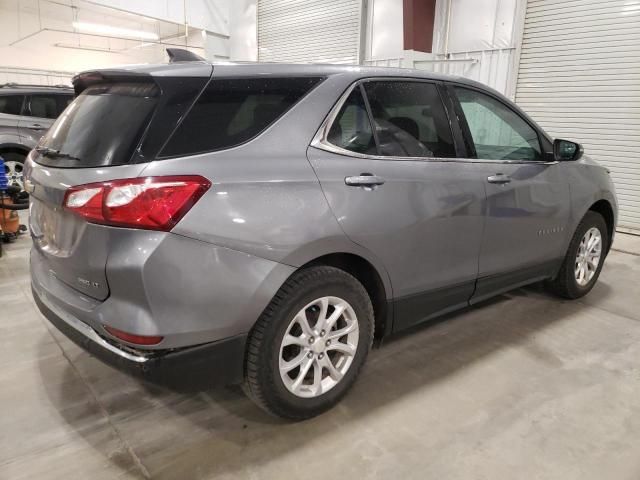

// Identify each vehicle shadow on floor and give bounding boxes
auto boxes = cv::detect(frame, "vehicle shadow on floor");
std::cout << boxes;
[38,282,613,479]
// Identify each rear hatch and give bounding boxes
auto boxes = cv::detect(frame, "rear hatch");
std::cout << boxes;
[28,67,211,300]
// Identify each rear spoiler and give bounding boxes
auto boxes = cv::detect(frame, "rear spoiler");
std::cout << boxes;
[72,70,153,96]
[72,49,208,96]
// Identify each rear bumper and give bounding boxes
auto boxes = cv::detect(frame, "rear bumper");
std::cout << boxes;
[33,285,247,388]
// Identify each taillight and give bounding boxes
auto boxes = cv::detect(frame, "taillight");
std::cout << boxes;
[63,176,211,231]
[103,325,163,346]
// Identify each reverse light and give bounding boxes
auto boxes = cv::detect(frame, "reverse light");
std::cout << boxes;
[63,176,211,231]
[103,325,163,346]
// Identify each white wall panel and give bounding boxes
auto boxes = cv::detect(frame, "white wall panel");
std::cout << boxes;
[229,0,257,60]
[90,0,230,35]
[365,0,403,60]
[257,0,362,63]
[516,0,640,231]
[416,48,516,97]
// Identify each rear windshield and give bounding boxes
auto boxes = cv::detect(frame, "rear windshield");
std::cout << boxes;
[159,76,324,158]
[36,83,159,168]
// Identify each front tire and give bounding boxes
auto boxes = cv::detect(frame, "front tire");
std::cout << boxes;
[244,266,374,420]
[1,152,26,192]
[547,211,608,299]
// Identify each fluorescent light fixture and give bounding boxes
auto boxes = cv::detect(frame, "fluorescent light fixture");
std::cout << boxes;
[72,21,159,40]
[54,42,119,53]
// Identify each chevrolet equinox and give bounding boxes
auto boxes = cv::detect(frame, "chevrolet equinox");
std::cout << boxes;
[27,58,617,420]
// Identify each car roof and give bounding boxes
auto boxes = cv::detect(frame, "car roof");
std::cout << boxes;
[74,61,487,89]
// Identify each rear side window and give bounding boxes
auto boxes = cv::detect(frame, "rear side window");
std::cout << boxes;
[363,81,456,158]
[160,77,323,158]
[37,83,159,168]
[0,95,23,115]
[57,95,73,116]
[29,95,58,119]
[327,86,377,155]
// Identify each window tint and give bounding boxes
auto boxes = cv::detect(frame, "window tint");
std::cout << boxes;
[363,81,455,158]
[56,95,74,116]
[455,87,542,161]
[0,95,23,115]
[327,86,376,155]
[29,95,59,119]
[161,77,323,157]
[37,83,159,168]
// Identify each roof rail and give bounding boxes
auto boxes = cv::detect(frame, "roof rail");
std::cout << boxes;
[0,82,72,89]
[166,48,206,63]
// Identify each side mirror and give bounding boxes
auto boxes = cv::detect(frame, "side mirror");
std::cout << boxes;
[554,139,583,161]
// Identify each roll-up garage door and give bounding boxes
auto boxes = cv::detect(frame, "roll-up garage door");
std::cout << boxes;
[257,0,362,64]
[515,0,640,232]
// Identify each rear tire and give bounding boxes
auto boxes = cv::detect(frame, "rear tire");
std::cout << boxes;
[244,266,374,420]
[546,211,608,299]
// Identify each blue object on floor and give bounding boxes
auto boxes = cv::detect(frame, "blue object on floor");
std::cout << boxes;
[0,156,8,191]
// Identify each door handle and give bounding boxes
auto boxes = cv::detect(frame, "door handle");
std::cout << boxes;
[487,173,511,184]
[345,173,385,188]
[28,124,45,130]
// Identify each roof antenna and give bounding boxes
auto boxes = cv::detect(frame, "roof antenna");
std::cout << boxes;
[166,48,205,63]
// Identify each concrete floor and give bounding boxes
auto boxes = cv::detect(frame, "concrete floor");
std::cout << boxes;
[1,231,640,480]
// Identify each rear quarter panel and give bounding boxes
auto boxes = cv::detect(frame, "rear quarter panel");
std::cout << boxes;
[141,73,393,297]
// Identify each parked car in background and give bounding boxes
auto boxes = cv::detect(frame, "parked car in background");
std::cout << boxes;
[0,84,73,190]
[27,59,617,420]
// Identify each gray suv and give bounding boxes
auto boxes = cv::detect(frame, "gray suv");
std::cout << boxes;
[0,84,73,190]
[27,61,617,420]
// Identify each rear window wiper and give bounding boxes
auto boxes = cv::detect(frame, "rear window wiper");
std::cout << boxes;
[35,146,82,162]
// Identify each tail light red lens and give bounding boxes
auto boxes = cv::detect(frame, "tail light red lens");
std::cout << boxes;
[63,176,211,231]
[103,325,163,346]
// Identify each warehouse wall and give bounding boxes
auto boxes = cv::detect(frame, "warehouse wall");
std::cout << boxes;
[365,0,404,61]
[425,0,524,97]
[75,0,232,60]
[89,0,230,35]
[229,0,258,61]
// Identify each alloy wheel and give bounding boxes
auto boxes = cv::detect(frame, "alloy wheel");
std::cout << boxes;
[279,296,359,398]
[4,161,24,191]
[575,227,602,286]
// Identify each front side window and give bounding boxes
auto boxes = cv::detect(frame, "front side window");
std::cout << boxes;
[454,87,542,161]
[0,95,24,115]
[161,77,323,157]
[363,81,456,158]
[327,86,376,155]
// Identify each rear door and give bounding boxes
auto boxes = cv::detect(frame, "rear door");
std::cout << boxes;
[0,93,25,145]
[448,84,571,302]
[308,79,487,331]
[18,94,68,148]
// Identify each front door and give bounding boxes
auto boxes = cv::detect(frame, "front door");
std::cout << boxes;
[449,85,571,302]
[308,79,487,331]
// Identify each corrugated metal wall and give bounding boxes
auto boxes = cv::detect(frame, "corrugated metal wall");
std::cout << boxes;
[515,0,640,232]
[257,0,362,63]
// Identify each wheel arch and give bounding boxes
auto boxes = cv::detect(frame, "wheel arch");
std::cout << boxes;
[0,143,30,159]
[301,252,392,340]
[588,199,615,253]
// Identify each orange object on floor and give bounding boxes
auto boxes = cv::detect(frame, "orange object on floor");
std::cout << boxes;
[0,196,22,236]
